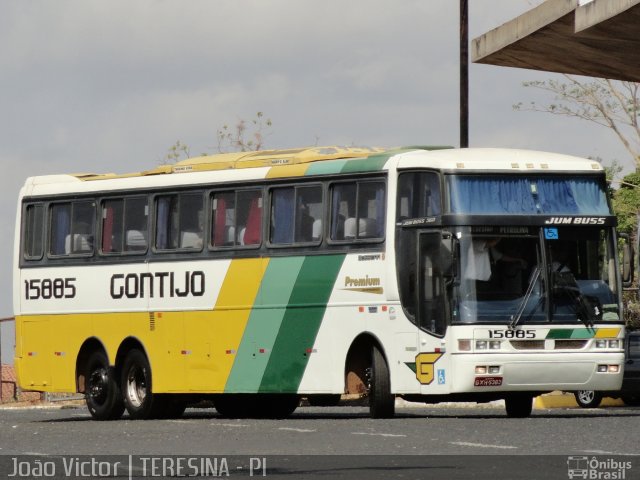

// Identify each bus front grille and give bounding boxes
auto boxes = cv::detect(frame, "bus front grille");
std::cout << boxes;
[509,340,545,350]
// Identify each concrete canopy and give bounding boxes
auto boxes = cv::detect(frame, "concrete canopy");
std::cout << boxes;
[472,0,640,82]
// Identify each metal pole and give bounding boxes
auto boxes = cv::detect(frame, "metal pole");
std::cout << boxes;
[460,0,469,148]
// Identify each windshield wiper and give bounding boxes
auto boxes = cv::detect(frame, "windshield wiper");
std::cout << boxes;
[509,266,541,330]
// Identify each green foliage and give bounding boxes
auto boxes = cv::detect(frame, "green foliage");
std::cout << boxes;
[611,170,640,233]
[162,140,191,165]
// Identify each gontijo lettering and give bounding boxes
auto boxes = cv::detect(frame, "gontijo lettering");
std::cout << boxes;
[110,271,205,299]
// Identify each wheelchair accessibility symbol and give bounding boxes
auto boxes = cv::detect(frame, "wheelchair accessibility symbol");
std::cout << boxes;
[437,369,446,385]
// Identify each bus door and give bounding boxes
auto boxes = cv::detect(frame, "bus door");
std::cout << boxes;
[414,231,451,393]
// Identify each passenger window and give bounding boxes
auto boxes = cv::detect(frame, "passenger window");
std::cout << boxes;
[270,185,322,245]
[102,197,148,254]
[23,204,44,260]
[397,171,441,220]
[330,181,385,241]
[49,200,95,256]
[211,189,262,248]
[155,193,204,251]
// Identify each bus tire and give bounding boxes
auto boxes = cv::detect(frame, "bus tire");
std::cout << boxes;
[505,395,533,418]
[257,394,300,419]
[214,395,251,418]
[369,345,395,418]
[121,349,159,420]
[85,350,125,421]
[574,390,602,408]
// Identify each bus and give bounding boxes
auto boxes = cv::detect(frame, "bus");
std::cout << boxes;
[13,146,630,420]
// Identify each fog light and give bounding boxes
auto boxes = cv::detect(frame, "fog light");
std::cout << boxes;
[489,341,501,350]
[608,365,620,373]
[476,340,488,350]
[475,366,487,374]
[488,366,500,374]
[458,340,471,351]
[597,364,608,373]
[608,340,620,348]
[595,339,606,348]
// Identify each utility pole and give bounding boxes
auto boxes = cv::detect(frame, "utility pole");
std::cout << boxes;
[460,0,469,148]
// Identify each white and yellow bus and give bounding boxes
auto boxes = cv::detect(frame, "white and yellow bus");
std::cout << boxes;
[13,146,629,420]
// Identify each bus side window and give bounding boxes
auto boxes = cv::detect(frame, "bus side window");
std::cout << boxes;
[271,188,295,244]
[23,204,44,260]
[124,197,149,252]
[396,171,441,219]
[49,201,95,256]
[102,197,148,254]
[238,190,262,246]
[271,185,322,245]
[331,180,385,241]
[156,193,204,251]
[211,192,235,248]
[331,183,355,241]
[295,186,322,243]
[102,199,124,253]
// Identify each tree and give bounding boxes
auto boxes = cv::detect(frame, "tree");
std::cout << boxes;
[514,76,640,167]
[162,140,191,165]
[216,111,273,153]
[162,112,273,164]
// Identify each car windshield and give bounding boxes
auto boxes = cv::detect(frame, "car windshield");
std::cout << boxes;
[454,226,620,324]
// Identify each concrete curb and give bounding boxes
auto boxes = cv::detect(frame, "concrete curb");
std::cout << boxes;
[534,391,624,409]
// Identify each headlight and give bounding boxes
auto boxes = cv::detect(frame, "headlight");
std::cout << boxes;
[595,339,607,348]
[608,340,620,348]
[476,340,487,350]
[489,340,501,350]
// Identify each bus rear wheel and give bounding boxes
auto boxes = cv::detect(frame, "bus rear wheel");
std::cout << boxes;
[369,345,395,418]
[121,349,160,420]
[505,395,533,418]
[85,350,124,421]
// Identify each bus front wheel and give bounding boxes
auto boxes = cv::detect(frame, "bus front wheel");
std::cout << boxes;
[369,345,395,418]
[85,350,124,421]
[121,349,159,420]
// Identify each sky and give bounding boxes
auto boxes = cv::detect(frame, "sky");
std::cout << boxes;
[0,0,633,363]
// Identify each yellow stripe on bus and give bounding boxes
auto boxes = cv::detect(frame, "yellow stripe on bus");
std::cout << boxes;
[594,328,621,338]
[266,163,310,179]
[186,257,269,392]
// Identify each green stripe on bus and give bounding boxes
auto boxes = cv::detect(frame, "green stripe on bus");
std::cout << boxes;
[224,257,305,393]
[338,149,411,174]
[546,328,596,339]
[259,254,346,392]
[339,155,389,174]
[304,159,348,176]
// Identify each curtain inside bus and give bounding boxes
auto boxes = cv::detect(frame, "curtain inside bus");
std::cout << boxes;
[448,176,610,215]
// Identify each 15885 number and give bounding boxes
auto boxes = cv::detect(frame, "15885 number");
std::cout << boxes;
[24,278,76,300]
[488,329,536,339]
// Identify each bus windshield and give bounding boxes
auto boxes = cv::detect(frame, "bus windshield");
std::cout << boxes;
[447,175,610,215]
[454,226,620,324]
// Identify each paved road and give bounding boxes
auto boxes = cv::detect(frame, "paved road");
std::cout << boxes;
[0,402,638,479]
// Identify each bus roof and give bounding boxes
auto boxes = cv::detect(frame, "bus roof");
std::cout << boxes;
[21,146,604,196]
